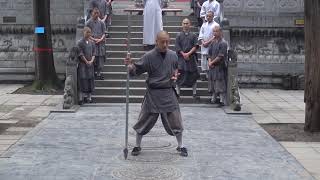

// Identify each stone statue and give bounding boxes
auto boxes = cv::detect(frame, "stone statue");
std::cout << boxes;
[63,46,80,109]
[228,49,241,111]
[63,75,74,109]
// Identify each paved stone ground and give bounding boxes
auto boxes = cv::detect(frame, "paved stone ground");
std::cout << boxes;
[241,89,305,124]
[0,85,62,155]
[0,104,314,179]
[240,89,320,179]
[1,85,319,179]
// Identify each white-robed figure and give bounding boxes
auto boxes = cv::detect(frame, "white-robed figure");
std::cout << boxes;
[200,0,220,23]
[143,0,163,47]
[198,11,219,80]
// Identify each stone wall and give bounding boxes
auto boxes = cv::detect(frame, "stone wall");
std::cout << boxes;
[223,0,305,88]
[230,29,304,88]
[0,25,76,80]
[0,0,83,24]
[224,0,304,27]
[0,0,83,81]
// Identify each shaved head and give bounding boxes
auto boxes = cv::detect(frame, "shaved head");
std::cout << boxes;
[156,31,170,52]
[213,25,223,39]
[182,18,191,31]
[156,31,170,40]
[182,18,191,24]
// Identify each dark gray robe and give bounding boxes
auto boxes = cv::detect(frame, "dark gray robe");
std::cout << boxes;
[175,31,200,87]
[85,19,106,57]
[85,18,106,72]
[77,38,95,93]
[208,38,228,93]
[130,48,180,113]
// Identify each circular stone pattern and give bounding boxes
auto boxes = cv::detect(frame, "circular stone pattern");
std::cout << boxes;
[112,165,183,180]
[129,128,168,137]
[128,140,174,150]
[118,151,179,163]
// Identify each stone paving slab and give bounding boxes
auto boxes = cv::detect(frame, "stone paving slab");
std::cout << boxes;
[240,89,305,124]
[0,105,314,180]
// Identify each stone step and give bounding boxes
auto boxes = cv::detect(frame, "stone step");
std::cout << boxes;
[102,64,202,72]
[112,15,197,22]
[111,20,197,26]
[91,95,210,103]
[108,25,198,32]
[107,31,181,38]
[95,79,209,88]
[106,50,201,58]
[106,58,139,65]
[93,87,208,96]
[105,37,177,44]
[106,44,177,51]
[100,71,207,80]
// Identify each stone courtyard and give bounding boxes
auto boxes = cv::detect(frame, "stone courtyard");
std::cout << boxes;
[0,96,315,179]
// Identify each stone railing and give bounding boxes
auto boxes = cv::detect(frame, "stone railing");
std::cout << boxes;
[63,18,85,109]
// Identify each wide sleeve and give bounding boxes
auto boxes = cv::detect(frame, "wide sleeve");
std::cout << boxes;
[175,33,182,55]
[215,2,221,19]
[130,54,148,76]
[208,43,213,58]
[198,25,204,41]
[192,34,199,48]
[91,42,96,57]
[101,21,106,35]
[173,53,179,69]
[218,41,228,58]
[77,40,85,58]
[199,2,206,18]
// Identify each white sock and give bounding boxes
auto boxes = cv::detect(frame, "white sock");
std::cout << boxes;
[176,134,183,148]
[192,83,197,95]
[136,134,143,147]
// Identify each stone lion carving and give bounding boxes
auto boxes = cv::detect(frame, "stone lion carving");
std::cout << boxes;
[228,49,241,111]
[63,75,74,109]
[67,46,80,65]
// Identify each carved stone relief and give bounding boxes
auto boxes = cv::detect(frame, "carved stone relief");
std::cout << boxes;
[224,0,241,8]
[278,0,299,9]
[246,0,265,8]
[0,34,73,53]
[232,35,304,64]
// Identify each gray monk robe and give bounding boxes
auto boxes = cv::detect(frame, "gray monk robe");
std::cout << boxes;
[129,48,183,136]
[85,18,106,73]
[208,38,228,94]
[77,38,96,93]
[175,31,200,87]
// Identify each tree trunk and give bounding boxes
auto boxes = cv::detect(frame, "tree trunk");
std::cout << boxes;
[304,0,320,132]
[33,0,60,89]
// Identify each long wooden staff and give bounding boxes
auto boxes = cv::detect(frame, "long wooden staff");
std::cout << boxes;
[123,11,132,160]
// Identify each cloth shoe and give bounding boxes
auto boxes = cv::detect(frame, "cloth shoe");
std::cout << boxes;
[131,147,141,156]
[176,147,188,157]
